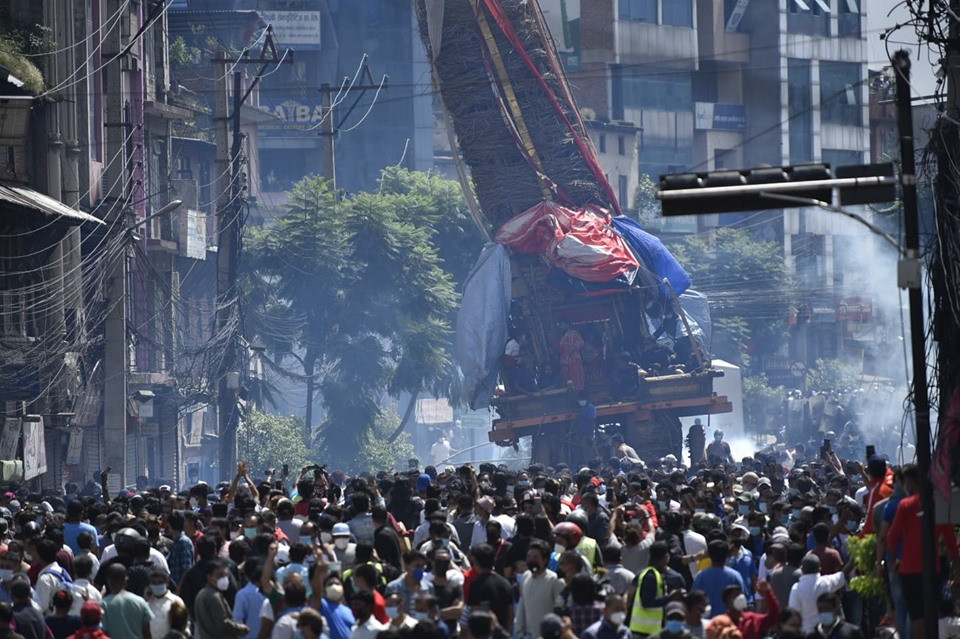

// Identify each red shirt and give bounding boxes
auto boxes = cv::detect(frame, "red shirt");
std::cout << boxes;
[372,589,389,624]
[887,493,959,574]
[861,470,894,536]
[736,588,780,639]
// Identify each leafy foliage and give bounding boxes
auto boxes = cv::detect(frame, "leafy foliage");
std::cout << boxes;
[806,357,861,394]
[632,173,660,224]
[743,374,785,432]
[672,228,793,368]
[244,170,477,461]
[0,22,49,94]
[238,410,314,476]
[330,409,416,475]
[847,534,885,596]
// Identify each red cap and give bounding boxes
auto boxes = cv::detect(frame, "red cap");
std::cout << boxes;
[80,601,102,624]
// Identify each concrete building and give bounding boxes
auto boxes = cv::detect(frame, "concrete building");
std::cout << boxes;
[537,0,875,383]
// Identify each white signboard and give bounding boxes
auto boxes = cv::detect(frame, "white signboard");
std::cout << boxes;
[22,417,46,480]
[182,209,206,260]
[65,427,83,466]
[0,419,20,460]
[259,11,321,49]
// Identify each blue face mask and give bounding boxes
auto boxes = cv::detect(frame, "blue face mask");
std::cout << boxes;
[738,504,750,515]
[845,520,858,531]
[758,502,768,513]
[819,612,837,627]
[749,526,762,537]
[518,480,531,488]
[781,516,790,526]
[412,567,425,581]
[665,619,686,634]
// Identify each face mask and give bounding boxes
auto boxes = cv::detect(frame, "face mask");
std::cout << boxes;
[0,569,12,582]
[828,506,837,515]
[831,514,839,524]
[300,535,313,546]
[190,498,198,508]
[553,543,566,555]
[518,480,531,488]
[243,527,257,539]
[150,584,167,597]
[758,502,768,513]
[665,620,685,634]
[578,400,587,407]
[325,583,344,602]
[439,538,450,548]
[819,612,837,627]
[658,500,668,510]
[517,572,527,585]
[506,485,515,493]
[694,508,705,514]
[412,567,425,581]
[609,612,627,627]
[413,612,430,622]
[320,532,333,543]
[738,505,750,515]
[385,605,398,618]
[328,561,342,574]
[229,530,239,541]
[715,434,723,442]
[334,538,349,550]
[790,509,801,519]
[846,520,858,531]
[732,594,748,611]
[215,576,230,592]
[749,526,761,537]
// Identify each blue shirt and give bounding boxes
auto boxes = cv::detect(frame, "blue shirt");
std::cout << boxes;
[63,522,98,555]
[320,598,355,639]
[232,582,266,639]
[883,492,905,560]
[692,565,746,616]
[727,547,757,603]
[276,562,311,595]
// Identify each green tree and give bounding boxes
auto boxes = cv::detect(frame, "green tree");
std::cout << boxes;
[315,408,416,475]
[672,228,793,368]
[237,410,314,475]
[244,170,471,461]
[632,173,660,224]
[806,357,861,394]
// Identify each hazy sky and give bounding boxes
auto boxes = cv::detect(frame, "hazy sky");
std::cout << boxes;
[867,0,937,97]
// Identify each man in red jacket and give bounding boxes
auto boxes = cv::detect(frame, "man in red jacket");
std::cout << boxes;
[887,464,960,639]
[861,455,893,537]
[706,581,779,639]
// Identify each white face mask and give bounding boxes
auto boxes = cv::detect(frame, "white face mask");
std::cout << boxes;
[609,612,626,627]
[732,594,748,611]
[320,532,333,543]
[334,538,349,550]
[190,497,198,508]
[553,543,566,555]
[325,583,344,602]
[215,576,230,592]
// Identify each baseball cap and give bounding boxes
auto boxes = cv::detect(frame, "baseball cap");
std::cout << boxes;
[665,601,687,619]
[417,473,432,492]
[332,523,350,537]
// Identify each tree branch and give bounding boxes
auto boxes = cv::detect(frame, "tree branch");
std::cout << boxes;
[387,392,419,443]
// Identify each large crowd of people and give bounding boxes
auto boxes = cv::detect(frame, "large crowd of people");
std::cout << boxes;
[0,432,956,639]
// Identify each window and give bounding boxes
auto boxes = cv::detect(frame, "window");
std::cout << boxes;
[788,59,813,164]
[714,148,736,170]
[821,148,862,168]
[787,0,829,36]
[618,0,657,23]
[838,0,861,38]
[618,175,630,209]
[613,72,693,113]
[662,0,693,27]
[618,136,626,155]
[820,61,862,126]
[599,134,606,153]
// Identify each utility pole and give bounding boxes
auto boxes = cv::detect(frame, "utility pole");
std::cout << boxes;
[102,0,130,494]
[318,58,388,191]
[895,49,940,639]
[213,29,291,481]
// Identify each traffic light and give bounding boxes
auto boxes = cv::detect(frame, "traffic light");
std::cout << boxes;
[657,163,896,216]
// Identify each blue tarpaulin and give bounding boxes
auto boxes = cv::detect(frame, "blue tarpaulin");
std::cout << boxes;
[612,216,692,298]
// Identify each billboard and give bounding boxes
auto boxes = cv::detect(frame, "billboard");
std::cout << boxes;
[539,0,581,70]
[22,416,46,480]
[181,209,206,260]
[258,11,322,49]
[695,102,747,131]
[0,418,19,460]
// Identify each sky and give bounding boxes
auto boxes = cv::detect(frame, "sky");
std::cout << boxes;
[867,0,938,97]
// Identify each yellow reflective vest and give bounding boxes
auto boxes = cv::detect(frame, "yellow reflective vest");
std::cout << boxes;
[629,566,664,635]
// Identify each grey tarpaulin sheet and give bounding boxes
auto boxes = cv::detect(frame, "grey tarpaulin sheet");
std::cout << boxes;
[456,244,511,410]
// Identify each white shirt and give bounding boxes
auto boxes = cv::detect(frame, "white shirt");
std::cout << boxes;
[69,578,102,616]
[788,572,847,633]
[351,616,388,639]
[101,544,170,572]
[147,591,184,639]
[35,562,69,612]
[271,609,302,639]
[854,485,869,508]
[683,529,707,579]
